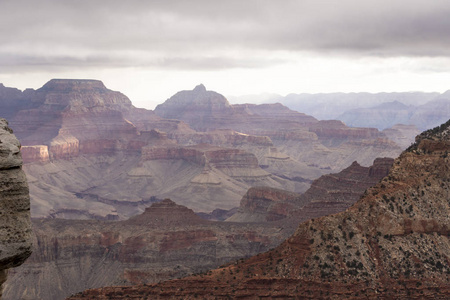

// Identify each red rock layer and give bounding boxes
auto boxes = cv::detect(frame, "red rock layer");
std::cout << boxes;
[142,144,259,169]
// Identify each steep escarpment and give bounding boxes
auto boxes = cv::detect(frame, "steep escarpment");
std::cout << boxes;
[4,199,291,300]
[72,121,450,299]
[0,119,32,297]
[5,79,159,161]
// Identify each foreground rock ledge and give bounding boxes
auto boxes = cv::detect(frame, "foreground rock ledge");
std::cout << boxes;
[0,118,32,298]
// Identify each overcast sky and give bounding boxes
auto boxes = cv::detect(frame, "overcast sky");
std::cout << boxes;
[1,0,450,109]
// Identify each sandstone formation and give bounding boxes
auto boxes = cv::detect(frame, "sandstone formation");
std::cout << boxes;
[70,121,450,299]
[3,199,293,300]
[0,119,32,298]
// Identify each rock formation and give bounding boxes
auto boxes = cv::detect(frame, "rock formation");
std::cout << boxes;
[3,199,292,300]
[3,157,395,300]
[228,158,393,223]
[0,119,32,298]
[0,80,402,220]
[70,120,450,299]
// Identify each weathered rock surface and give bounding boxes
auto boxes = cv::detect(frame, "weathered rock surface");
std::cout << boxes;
[71,121,450,299]
[0,119,32,297]
[3,199,292,300]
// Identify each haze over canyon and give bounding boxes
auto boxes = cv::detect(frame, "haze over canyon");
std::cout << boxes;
[0,79,448,299]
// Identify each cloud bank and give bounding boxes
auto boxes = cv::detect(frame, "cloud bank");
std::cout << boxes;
[2,0,450,72]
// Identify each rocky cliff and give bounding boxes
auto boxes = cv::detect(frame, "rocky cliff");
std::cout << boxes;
[4,79,155,161]
[70,121,450,299]
[0,119,32,298]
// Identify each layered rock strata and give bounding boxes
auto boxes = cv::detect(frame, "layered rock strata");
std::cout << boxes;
[71,121,450,299]
[4,199,291,300]
[228,158,393,223]
[0,119,32,298]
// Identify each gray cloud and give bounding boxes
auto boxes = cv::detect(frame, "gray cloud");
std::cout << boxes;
[1,0,450,72]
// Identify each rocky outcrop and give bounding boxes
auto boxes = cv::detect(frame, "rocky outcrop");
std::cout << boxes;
[228,187,301,222]
[4,79,152,161]
[0,119,32,297]
[233,103,318,125]
[154,84,237,131]
[292,158,394,222]
[169,129,273,147]
[154,85,319,133]
[4,200,292,300]
[309,120,381,140]
[142,144,265,177]
[228,158,393,223]
[72,120,450,299]
[20,145,50,163]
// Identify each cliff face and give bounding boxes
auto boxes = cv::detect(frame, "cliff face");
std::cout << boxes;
[71,121,450,299]
[0,119,32,297]
[7,79,144,161]
[4,199,291,300]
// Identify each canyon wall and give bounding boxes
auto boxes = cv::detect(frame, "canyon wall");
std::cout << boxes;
[70,121,450,299]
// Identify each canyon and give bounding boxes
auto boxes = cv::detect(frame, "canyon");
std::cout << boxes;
[3,156,392,300]
[1,79,444,299]
[68,120,450,299]
[0,80,403,220]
